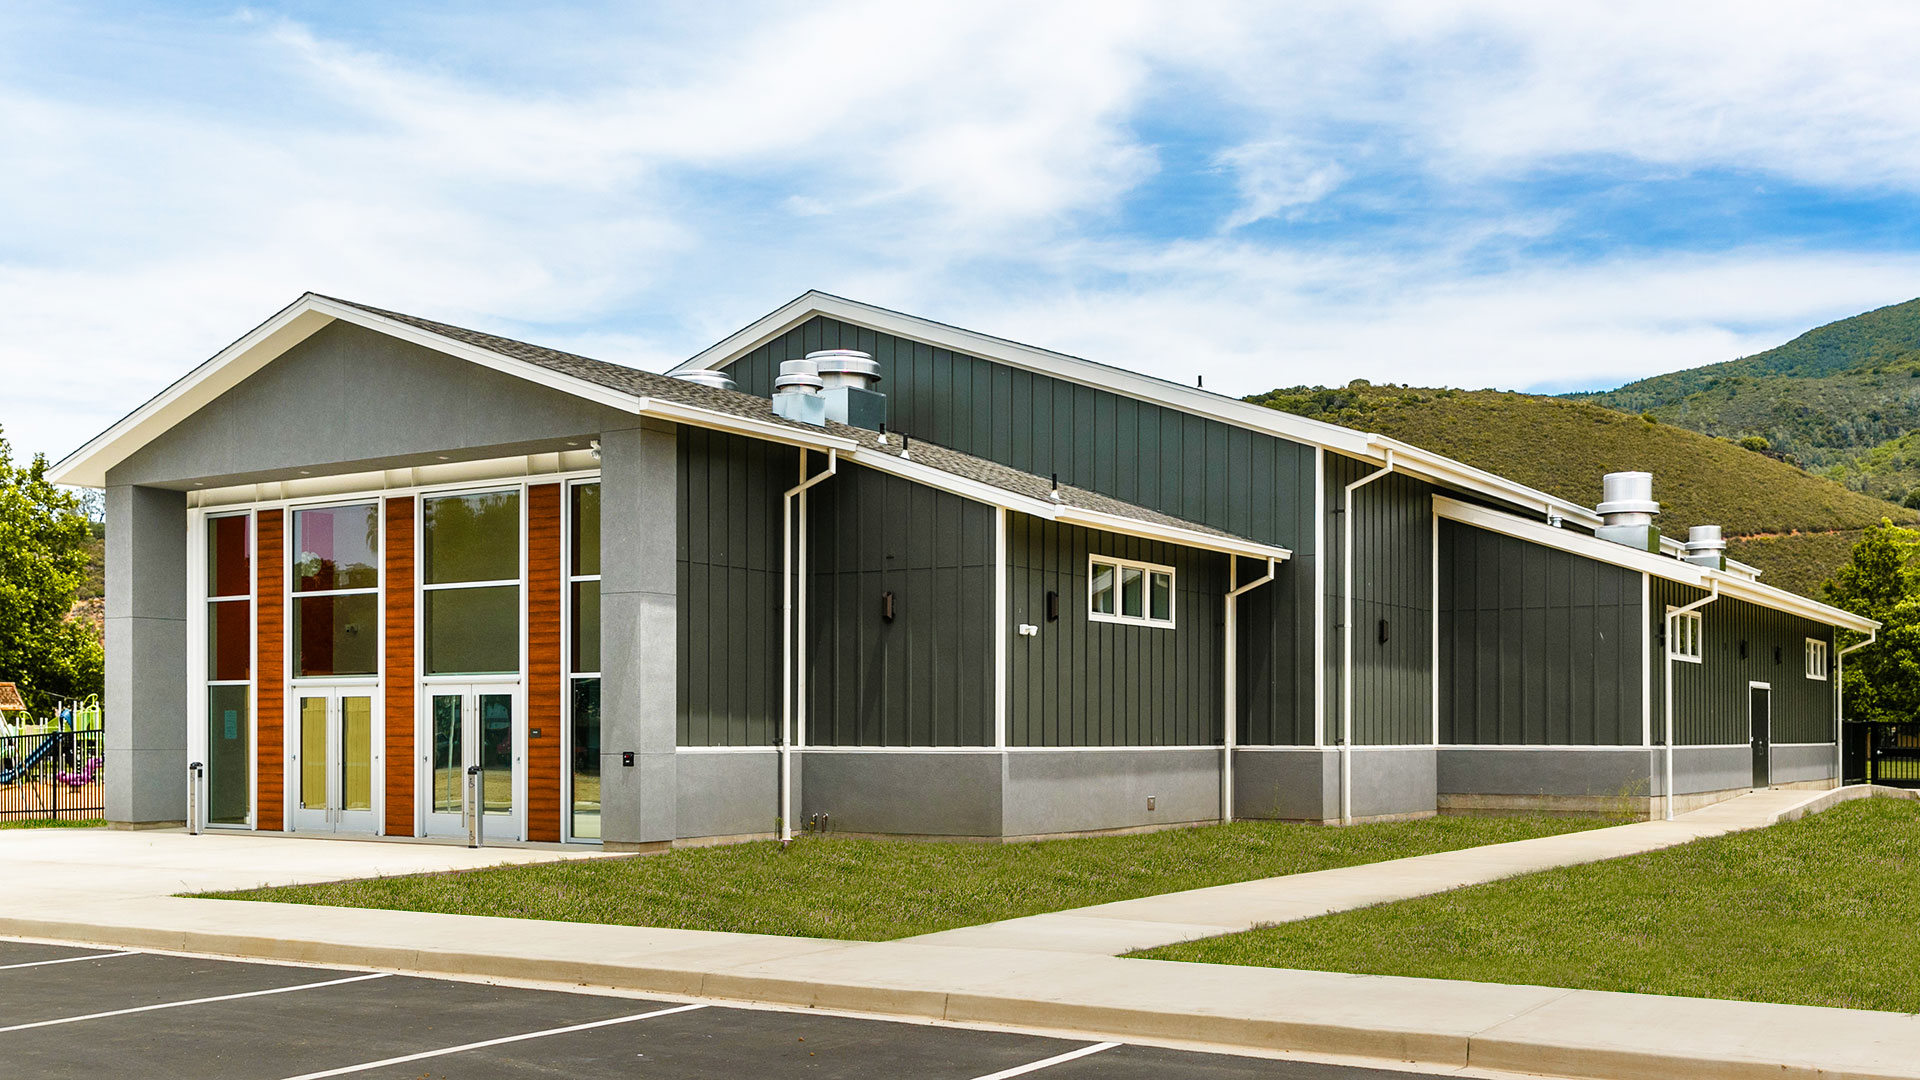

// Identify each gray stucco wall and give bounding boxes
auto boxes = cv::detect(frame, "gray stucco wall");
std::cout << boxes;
[1438,747,1657,799]
[107,320,628,489]
[1001,750,1219,836]
[1667,746,1751,795]
[675,751,778,839]
[105,484,189,824]
[798,751,1002,836]
[1771,743,1837,785]
[598,421,680,846]
[1232,748,1338,821]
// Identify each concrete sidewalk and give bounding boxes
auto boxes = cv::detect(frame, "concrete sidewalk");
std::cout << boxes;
[905,785,1888,955]
[3,787,1916,1080]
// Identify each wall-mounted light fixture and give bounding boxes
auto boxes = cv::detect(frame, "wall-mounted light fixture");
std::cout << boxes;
[1378,618,1390,644]
[1739,639,1749,660]
[881,591,895,622]
[1046,591,1059,622]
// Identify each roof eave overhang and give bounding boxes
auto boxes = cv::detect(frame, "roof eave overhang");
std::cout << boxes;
[51,294,647,489]
[1435,495,1878,633]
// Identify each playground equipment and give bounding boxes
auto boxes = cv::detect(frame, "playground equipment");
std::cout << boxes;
[0,689,103,786]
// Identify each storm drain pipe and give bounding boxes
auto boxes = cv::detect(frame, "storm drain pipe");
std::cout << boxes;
[1342,449,1394,825]
[782,448,838,845]
[1836,627,1877,785]
[1663,582,1720,820]
[1222,554,1277,823]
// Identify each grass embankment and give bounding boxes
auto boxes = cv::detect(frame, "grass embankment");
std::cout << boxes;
[201,815,1604,941]
[1139,797,1920,1014]
[0,817,103,829]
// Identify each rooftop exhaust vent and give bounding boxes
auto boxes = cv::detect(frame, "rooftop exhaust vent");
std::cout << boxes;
[771,351,887,430]
[672,369,738,392]
[1683,524,1727,570]
[1594,471,1660,553]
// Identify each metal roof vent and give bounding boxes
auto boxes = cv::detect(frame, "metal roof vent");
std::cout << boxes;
[1683,524,1727,570]
[772,357,827,424]
[1594,471,1660,552]
[672,369,737,392]
[806,349,887,431]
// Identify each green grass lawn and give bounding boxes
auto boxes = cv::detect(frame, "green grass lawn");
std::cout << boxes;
[0,817,104,830]
[1138,797,1920,1014]
[199,814,1606,941]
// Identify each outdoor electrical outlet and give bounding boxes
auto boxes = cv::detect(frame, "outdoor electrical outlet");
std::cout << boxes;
[1147,796,1156,811]
[622,751,634,767]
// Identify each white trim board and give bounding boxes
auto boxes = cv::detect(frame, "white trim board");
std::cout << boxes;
[1433,495,1877,633]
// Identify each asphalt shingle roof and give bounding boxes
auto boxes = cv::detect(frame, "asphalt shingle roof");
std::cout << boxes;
[324,296,1274,551]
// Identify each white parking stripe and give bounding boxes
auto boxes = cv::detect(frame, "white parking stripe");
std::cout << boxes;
[275,1002,710,1080]
[0,972,390,1033]
[0,950,138,971]
[968,1042,1122,1080]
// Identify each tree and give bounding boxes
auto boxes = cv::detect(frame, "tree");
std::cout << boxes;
[0,425,103,715]
[1823,519,1920,722]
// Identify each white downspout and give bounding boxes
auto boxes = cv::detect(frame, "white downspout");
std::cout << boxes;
[1342,448,1394,825]
[1223,554,1277,823]
[1836,627,1876,786]
[781,448,838,845]
[1663,581,1720,821]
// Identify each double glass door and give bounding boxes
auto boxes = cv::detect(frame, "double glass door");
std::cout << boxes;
[423,683,522,840]
[290,686,377,833]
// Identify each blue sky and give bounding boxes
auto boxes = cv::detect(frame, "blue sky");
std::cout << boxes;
[7,1,1920,462]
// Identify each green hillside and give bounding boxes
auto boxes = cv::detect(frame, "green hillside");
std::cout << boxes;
[1248,382,1916,597]
[1568,297,1920,476]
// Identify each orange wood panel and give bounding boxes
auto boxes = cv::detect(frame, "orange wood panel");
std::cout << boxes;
[527,483,564,842]
[255,510,284,831]
[384,497,416,836]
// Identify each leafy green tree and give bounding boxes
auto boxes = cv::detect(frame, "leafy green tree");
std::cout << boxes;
[0,425,102,715]
[1823,519,1920,722]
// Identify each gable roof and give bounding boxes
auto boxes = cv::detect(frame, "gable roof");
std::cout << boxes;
[50,294,1287,562]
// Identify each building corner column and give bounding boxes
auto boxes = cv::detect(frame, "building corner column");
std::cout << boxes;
[104,483,190,826]
[597,421,679,849]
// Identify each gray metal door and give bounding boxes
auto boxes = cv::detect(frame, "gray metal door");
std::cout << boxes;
[1750,686,1771,788]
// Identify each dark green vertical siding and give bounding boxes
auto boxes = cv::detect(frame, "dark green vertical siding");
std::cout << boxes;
[1323,455,1434,745]
[725,315,1320,744]
[1006,515,1229,746]
[803,464,996,746]
[676,427,796,746]
[1438,521,1644,745]
[1651,580,1837,746]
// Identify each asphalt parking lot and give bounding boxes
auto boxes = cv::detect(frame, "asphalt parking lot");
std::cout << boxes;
[0,938,1455,1079]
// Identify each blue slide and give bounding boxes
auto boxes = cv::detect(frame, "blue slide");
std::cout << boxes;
[0,735,60,784]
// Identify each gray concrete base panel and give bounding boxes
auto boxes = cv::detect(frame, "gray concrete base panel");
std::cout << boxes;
[1232,748,1336,821]
[1001,750,1218,837]
[1770,744,1838,785]
[798,751,1002,837]
[675,751,779,839]
[1439,747,1657,800]
[1350,747,1437,820]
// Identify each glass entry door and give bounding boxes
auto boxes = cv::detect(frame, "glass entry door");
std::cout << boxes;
[422,684,522,840]
[289,687,378,833]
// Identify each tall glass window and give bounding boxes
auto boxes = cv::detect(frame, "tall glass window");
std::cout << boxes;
[423,490,522,675]
[568,481,601,840]
[205,513,252,825]
[291,503,379,676]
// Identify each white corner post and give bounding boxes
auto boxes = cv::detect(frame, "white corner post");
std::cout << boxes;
[1342,449,1393,825]
[780,448,837,844]
[1663,582,1720,820]
[1222,554,1277,823]
[994,507,1008,750]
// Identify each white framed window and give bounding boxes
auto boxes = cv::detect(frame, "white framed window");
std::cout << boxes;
[1089,555,1175,628]
[1667,607,1703,663]
[1806,638,1830,681]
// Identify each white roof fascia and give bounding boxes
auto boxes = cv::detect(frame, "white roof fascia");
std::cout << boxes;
[1435,495,1876,632]
[675,292,1621,525]
[51,294,648,488]
[634,398,858,453]
[1055,506,1293,562]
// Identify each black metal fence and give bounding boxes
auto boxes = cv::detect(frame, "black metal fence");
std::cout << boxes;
[0,730,106,821]
[1843,721,1920,788]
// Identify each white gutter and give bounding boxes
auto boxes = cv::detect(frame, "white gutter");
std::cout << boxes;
[1222,554,1277,823]
[781,448,838,845]
[1663,583,1721,820]
[1835,628,1877,785]
[1342,449,1394,825]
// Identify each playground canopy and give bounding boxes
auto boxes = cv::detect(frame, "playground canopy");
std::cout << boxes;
[0,684,24,713]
